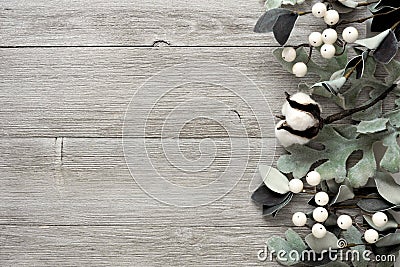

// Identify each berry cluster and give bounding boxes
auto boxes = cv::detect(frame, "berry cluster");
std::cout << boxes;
[283,2,359,77]
[290,170,390,244]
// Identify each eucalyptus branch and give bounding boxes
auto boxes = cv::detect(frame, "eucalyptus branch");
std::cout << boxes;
[323,84,397,124]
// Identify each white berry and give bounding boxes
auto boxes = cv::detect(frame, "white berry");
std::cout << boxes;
[324,10,340,25]
[337,215,353,230]
[309,32,323,47]
[372,212,388,227]
[364,229,379,244]
[297,0,305,3]
[306,171,321,186]
[342,26,359,43]
[312,2,327,18]
[322,28,338,45]
[315,192,329,206]
[292,212,307,226]
[320,44,336,59]
[312,223,327,238]
[289,179,304,194]
[292,62,308,77]
[282,47,297,62]
[313,207,329,222]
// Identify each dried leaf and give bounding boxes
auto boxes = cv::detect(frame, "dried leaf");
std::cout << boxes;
[254,8,292,33]
[251,184,291,206]
[373,30,398,64]
[272,12,299,45]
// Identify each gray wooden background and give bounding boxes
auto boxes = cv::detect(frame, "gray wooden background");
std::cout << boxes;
[0,0,341,266]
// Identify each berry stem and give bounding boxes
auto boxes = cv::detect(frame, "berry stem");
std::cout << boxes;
[297,11,312,16]
[323,84,397,124]
[357,1,379,7]
[339,7,400,25]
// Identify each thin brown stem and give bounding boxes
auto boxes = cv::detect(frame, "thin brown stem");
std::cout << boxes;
[340,7,400,25]
[324,84,397,124]
[306,45,313,65]
[357,1,379,7]
[344,56,363,79]
[297,11,312,16]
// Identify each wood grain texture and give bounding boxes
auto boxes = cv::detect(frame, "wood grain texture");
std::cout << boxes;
[0,47,349,138]
[0,225,307,266]
[0,0,327,47]
[0,137,312,227]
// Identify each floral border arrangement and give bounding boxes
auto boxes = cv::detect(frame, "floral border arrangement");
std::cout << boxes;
[252,0,400,266]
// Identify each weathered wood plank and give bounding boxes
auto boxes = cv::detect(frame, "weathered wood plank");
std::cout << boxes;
[0,225,298,266]
[0,0,327,46]
[0,47,348,138]
[0,137,311,227]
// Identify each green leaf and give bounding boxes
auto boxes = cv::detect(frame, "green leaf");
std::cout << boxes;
[285,228,307,253]
[282,0,296,5]
[381,133,400,173]
[342,226,368,267]
[384,59,400,85]
[263,193,293,217]
[339,0,358,8]
[330,185,355,205]
[364,215,398,231]
[267,228,306,265]
[259,165,290,194]
[387,109,400,128]
[277,125,380,187]
[357,196,398,212]
[355,29,391,50]
[376,172,400,205]
[376,233,400,247]
[254,8,291,33]
[352,101,382,121]
[357,118,389,134]
[347,148,376,188]
[265,0,283,10]
[305,231,338,254]
[313,77,347,95]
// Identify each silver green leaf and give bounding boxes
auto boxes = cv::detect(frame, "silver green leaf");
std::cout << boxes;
[338,0,358,8]
[330,185,355,205]
[375,172,400,205]
[267,228,306,265]
[376,233,400,247]
[381,133,400,173]
[278,125,380,187]
[364,215,398,231]
[357,118,389,134]
[355,29,391,50]
[259,165,290,194]
[305,231,338,254]
[282,0,297,5]
[265,0,283,10]
[342,226,368,267]
[313,77,347,95]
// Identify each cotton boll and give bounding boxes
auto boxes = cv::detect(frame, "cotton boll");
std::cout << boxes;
[284,92,321,131]
[281,101,289,116]
[275,120,310,147]
[289,92,318,106]
[285,107,318,131]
